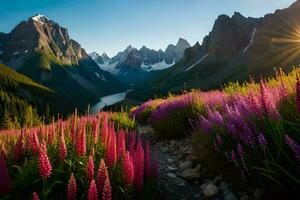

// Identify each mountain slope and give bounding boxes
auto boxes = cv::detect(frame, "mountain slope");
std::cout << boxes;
[130,1,300,101]
[0,63,60,127]
[0,15,124,111]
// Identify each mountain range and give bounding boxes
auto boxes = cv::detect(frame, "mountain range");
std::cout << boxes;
[1,1,300,111]
[0,14,124,113]
[129,0,300,100]
[90,38,191,84]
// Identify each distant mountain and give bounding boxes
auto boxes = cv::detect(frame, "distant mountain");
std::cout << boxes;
[90,38,190,83]
[129,1,300,101]
[0,14,124,112]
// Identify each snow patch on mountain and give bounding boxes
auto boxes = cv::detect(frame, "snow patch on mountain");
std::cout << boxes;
[98,62,120,75]
[185,54,209,71]
[31,14,48,25]
[141,60,175,71]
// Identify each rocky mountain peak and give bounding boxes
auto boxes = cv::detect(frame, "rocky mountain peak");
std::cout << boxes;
[176,38,191,49]
[1,14,89,69]
[175,38,191,59]
[125,45,134,53]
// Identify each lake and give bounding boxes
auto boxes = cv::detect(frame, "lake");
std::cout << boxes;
[90,90,132,113]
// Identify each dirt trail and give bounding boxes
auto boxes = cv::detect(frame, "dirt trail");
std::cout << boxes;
[137,124,202,200]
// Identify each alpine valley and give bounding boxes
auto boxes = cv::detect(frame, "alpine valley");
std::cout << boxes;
[2,1,300,200]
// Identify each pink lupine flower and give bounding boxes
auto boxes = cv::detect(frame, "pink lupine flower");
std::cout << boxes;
[117,130,126,159]
[93,119,99,144]
[123,151,134,185]
[59,132,67,161]
[87,155,95,182]
[76,121,86,156]
[67,173,77,200]
[88,180,98,200]
[38,141,52,178]
[70,115,77,144]
[129,133,136,157]
[260,81,280,119]
[106,130,117,166]
[31,131,40,154]
[101,114,108,147]
[0,154,12,194]
[32,192,40,200]
[102,178,112,200]
[134,136,144,190]
[13,136,24,162]
[96,159,109,194]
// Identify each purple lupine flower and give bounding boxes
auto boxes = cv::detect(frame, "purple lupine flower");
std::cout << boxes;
[260,80,280,120]
[226,122,238,137]
[207,109,223,126]
[242,123,255,148]
[284,134,300,163]
[258,133,267,147]
[199,116,212,134]
[248,89,263,118]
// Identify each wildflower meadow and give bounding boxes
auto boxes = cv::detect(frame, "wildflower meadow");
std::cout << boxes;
[130,69,300,196]
[0,112,158,200]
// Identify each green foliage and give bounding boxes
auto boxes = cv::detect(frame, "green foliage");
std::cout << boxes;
[111,112,136,130]
[0,64,56,129]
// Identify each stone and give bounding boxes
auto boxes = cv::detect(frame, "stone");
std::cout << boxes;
[254,188,263,199]
[186,154,197,161]
[214,174,223,182]
[202,183,219,198]
[201,183,208,190]
[194,164,202,171]
[181,169,201,181]
[224,192,238,200]
[178,182,186,186]
[167,166,177,171]
[219,181,229,193]
[179,160,193,171]
[167,158,174,163]
[167,173,177,178]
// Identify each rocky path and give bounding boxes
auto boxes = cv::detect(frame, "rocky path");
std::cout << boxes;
[137,124,249,200]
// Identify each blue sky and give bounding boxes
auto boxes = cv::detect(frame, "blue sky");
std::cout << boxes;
[0,0,295,56]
